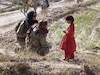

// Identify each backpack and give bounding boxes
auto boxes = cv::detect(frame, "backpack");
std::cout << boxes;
[15,20,23,32]
[15,19,29,38]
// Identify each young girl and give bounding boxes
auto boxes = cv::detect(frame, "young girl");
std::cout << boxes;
[60,16,76,61]
[16,10,38,48]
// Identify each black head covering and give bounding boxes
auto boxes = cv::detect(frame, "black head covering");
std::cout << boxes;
[66,16,74,22]
[27,11,38,26]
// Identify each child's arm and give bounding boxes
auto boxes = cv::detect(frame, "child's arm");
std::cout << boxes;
[63,30,66,33]
[66,24,74,37]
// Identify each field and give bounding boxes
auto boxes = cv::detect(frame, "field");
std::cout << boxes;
[0,0,100,75]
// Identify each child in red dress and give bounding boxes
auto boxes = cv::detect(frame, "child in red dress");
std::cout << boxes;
[60,16,76,61]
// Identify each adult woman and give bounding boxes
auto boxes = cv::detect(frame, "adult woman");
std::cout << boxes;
[16,10,38,48]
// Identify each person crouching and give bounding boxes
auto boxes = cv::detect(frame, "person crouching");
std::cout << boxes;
[27,20,49,56]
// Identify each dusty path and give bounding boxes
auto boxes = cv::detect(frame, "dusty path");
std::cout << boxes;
[0,10,25,26]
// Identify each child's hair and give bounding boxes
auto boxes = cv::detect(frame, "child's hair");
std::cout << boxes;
[66,15,74,22]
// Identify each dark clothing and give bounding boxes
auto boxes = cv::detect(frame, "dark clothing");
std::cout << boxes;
[26,19,38,31]
[36,28,48,35]
[27,19,38,28]
[27,27,49,56]
[16,10,38,38]
[27,11,37,26]
[17,37,26,48]
[16,11,38,48]
[16,19,38,38]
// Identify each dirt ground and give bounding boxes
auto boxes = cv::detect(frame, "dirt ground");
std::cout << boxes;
[0,0,100,75]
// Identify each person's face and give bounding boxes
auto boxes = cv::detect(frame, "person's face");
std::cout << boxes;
[66,20,72,24]
[32,14,37,20]
[45,25,48,29]
[43,25,48,29]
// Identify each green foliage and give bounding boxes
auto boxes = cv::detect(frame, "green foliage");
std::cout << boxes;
[0,70,11,75]
[49,8,100,51]
[74,9,100,49]
[49,19,67,45]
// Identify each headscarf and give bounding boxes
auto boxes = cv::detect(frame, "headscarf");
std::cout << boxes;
[27,11,38,26]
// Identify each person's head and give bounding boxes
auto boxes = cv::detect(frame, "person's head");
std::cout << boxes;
[27,10,37,20]
[65,15,74,24]
[36,20,48,35]
[39,21,48,29]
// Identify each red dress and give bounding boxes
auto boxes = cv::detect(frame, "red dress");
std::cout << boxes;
[60,23,76,59]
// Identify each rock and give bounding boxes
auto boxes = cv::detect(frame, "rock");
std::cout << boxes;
[83,65,95,75]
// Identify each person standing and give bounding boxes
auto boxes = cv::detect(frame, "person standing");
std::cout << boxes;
[60,16,76,61]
